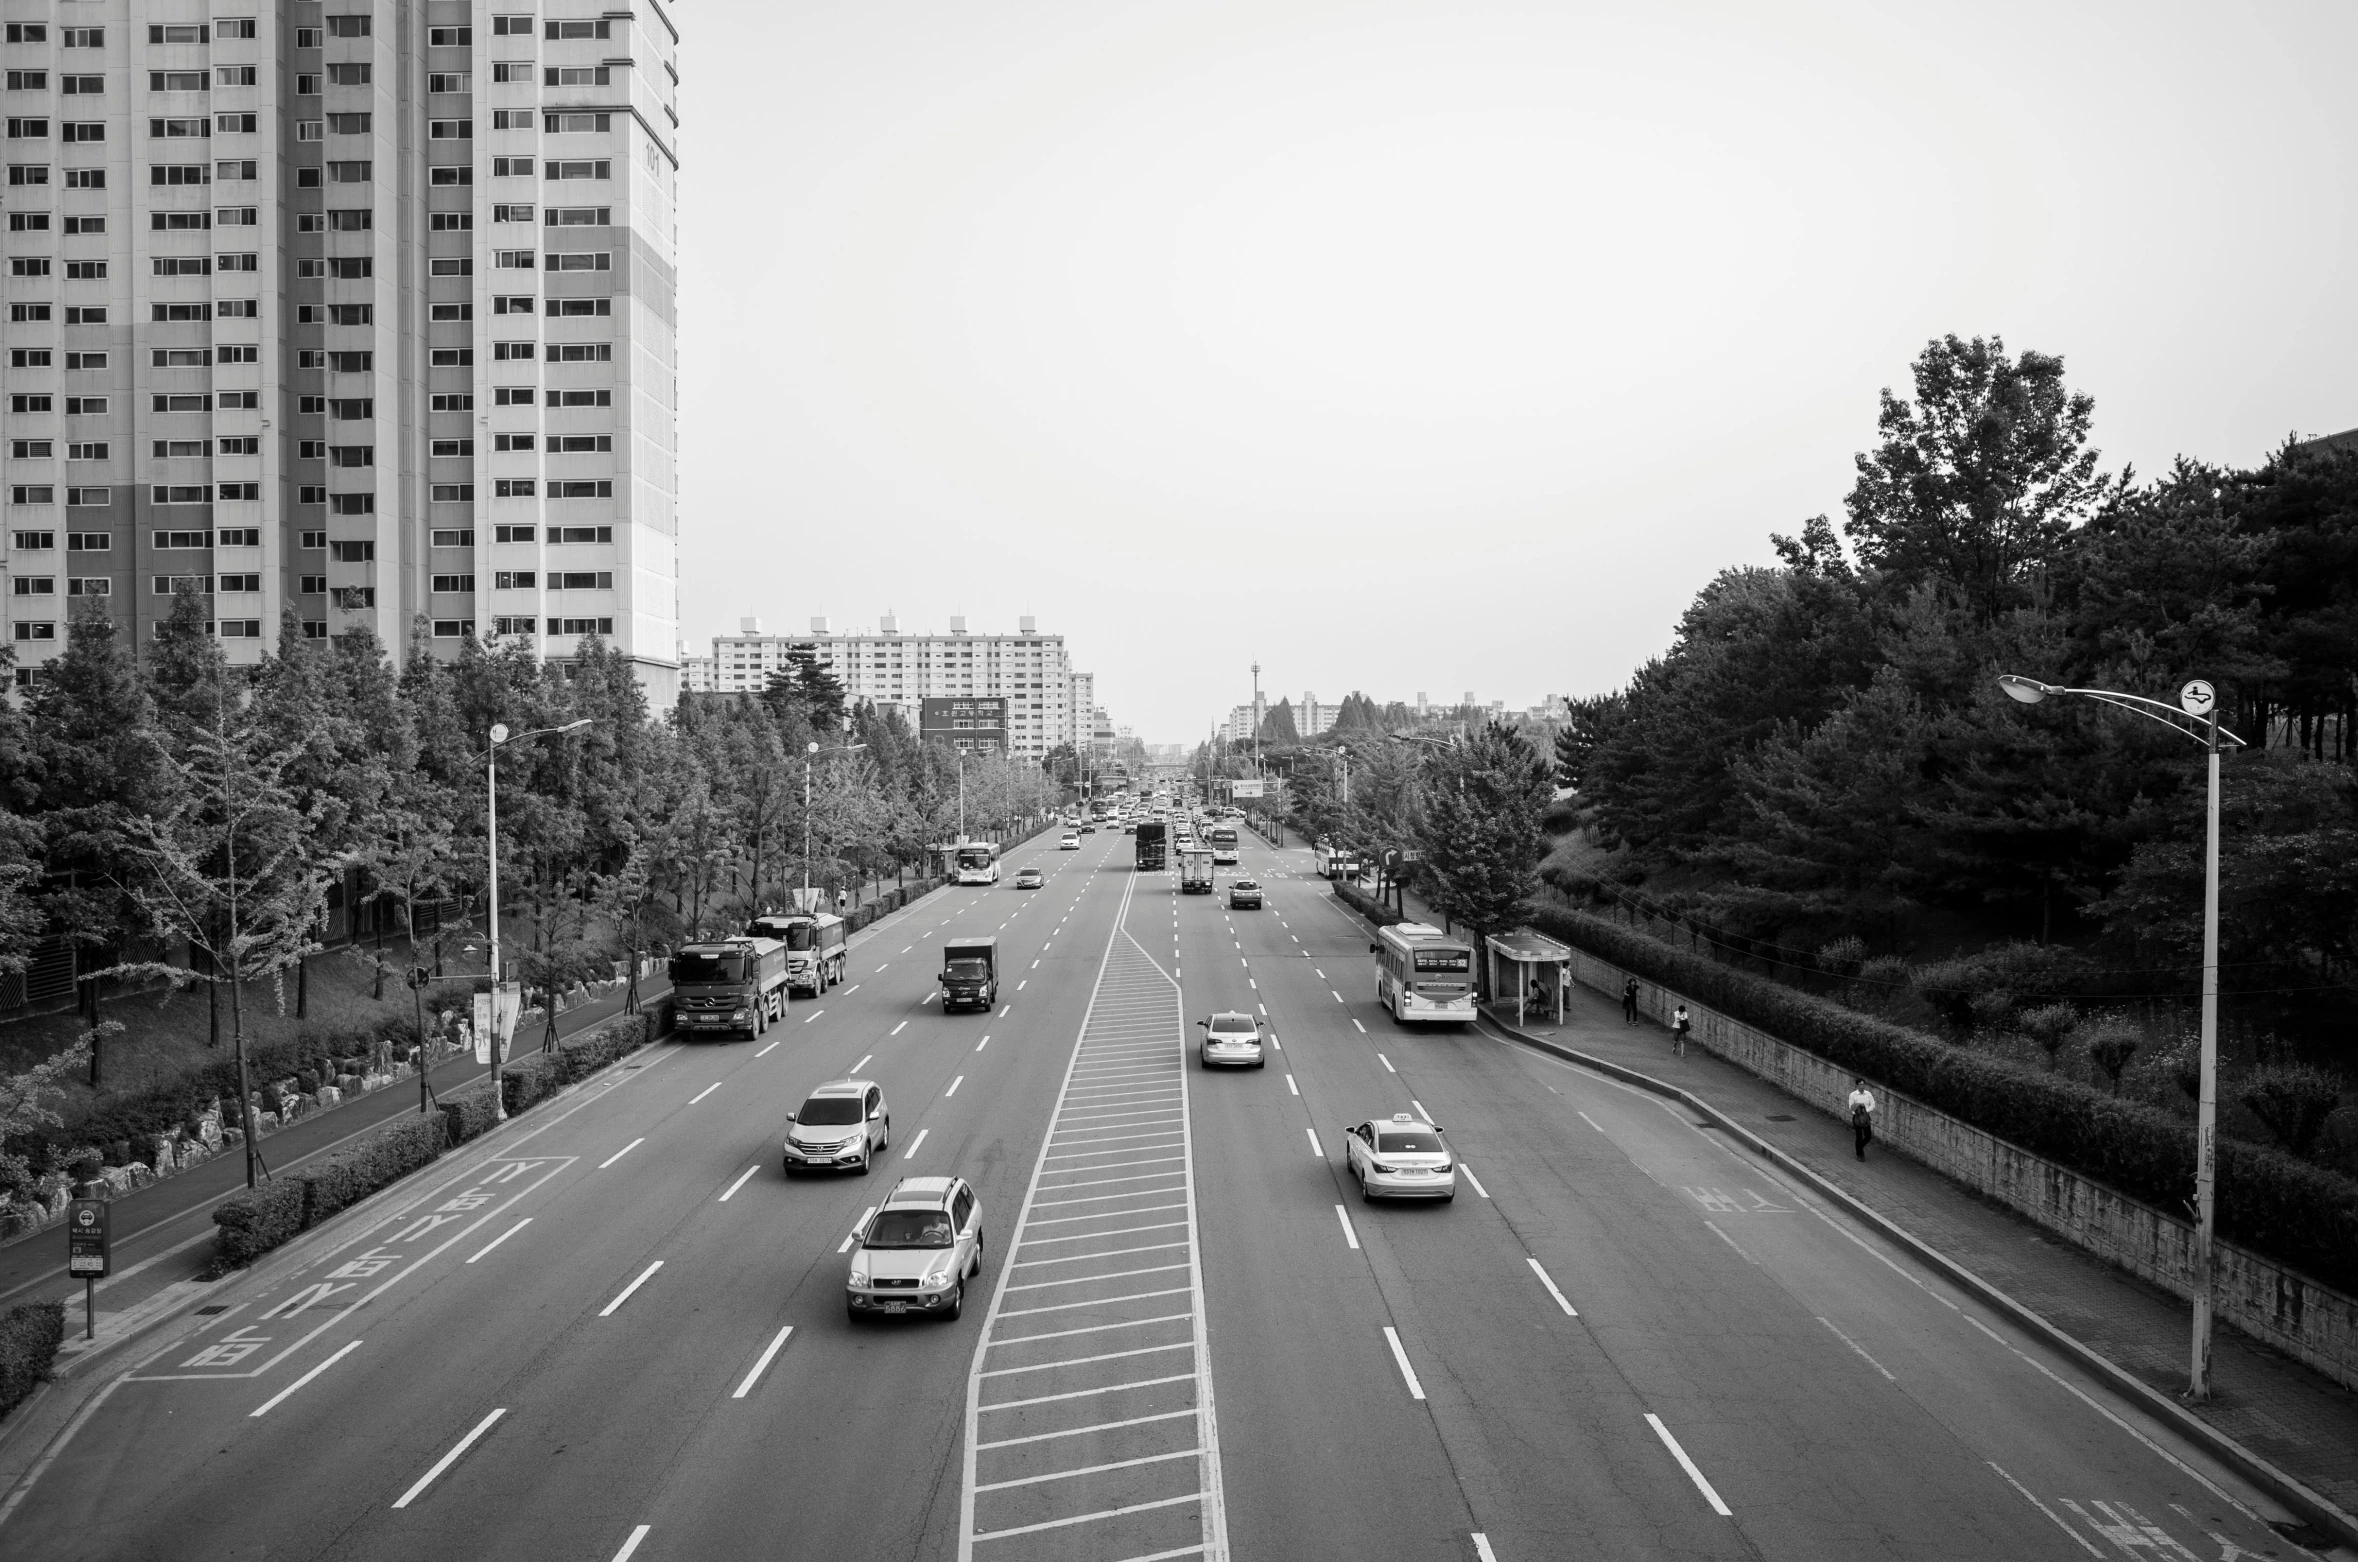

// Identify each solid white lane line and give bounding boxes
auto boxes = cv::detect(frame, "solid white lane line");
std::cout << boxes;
[1528,1258,1578,1317]
[1703,1220,1757,1265]
[1306,1128,1323,1158]
[1817,1316,1897,1381]
[755,1040,781,1057]
[731,1326,794,1399]
[250,1338,363,1417]
[839,1207,876,1254]
[1411,1099,1433,1123]
[391,1407,507,1507]
[1989,1463,2105,1558]
[1352,1018,1366,1032]
[1334,1205,1360,1250]
[1381,1327,1426,1400]
[466,1218,531,1263]
[609,1524,652,1562]
[1285,1074,1299,1096]
[946,1074,965,1097]
[903,1128,929,1160]
[1646,1413,1732,1514]
[718,1164,761,1202]
[1577,1111,1604,1131]
[852,1053,873,1072]
[599,1261,663,1316]
[1459,1164,1491,1199]
[803,1009,825,1023]
[891,1021,908,1035]
[1377,1053,1396,1073]
[598,1137,645,1170]
[690,1082,720,1104]
[976,1033,991,1051]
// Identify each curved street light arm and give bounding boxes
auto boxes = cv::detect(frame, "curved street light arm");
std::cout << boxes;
[2067,688,2246,749]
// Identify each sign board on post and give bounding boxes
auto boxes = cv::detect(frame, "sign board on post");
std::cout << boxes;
[1232,779,1265,798]
[470,985,521,1063]
[67,1196,110,1278]
[471,992,493,1063]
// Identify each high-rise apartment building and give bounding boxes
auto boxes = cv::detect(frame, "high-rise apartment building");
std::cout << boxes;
[0,0,681,699]
[1065,668,1093,749]
[705,615,1075,761]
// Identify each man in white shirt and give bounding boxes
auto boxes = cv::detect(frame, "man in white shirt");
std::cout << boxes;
[1847,1078,1876,1161]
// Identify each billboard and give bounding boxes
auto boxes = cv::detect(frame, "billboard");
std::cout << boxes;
[1231,779,1265,798]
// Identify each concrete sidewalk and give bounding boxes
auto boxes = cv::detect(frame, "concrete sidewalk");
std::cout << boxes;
[1329,867,2358,1533]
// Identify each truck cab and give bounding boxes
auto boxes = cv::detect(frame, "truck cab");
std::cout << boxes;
[749,911,848,997]
[666,937,790,1039]
[941,937,998,1012]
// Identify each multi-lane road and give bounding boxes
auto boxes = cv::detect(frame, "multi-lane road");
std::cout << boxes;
[0,826,2320,1560]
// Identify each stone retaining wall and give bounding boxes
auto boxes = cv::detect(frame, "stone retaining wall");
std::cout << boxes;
[1560,943,2358,1393]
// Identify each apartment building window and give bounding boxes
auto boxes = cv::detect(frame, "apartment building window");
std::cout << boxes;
[4,25,48,43]
[431,393,476,412]
[151,163,209,186]
[492,15,534,36]
[6,306,49,324]
[491,62,532,84]
[10,257,51,277]
[548,617,614,636]
[545,20,611,39]
[551,524,613,543]
[150,486,211,506]
[544,67,610,87]
[297,531,327,551]
[5,71,48,90]
[549,481,612,499]
[217,300,258,318]
[491,341,534,361]
[429,257,474,277]
[326,64,371,86]
[329,398,373,419]
[215,345,258,365]
[219,619,264,638]
[429,120,472,140]
[296,119,323,142]
[545,160,612,180]
[148,73,209,93]
[218,20,259,40]
[550,436,613,454]
[62,28,102,47]
[7,214,50,234]
[492,157,533,176]
[9,487,56,507]
[216,573,261,593]
[64,351,107,370]
[432,439,476,458]
[495,387,536,405]
[9,396,53,413]
[431,483,474,502]
[150,211,212,231]
[430,211,473,230]
[491,617,535,636]
[495,479,536,498]
[150,575,213,595]
[493,250,535,270]
[492,203,533,222]
[431,302,475,322]
[433,619,476,638]
[430,166,474,186]
[301,620,327,639]
[429,26,474,46]
[331,588,375,609]
[11,532,55,552]
[429,73,472,94]
[218,391,260,409]
[295,75,319,96]
[329,445,373,467]
[7,437,50,454]
[431,575,474,594]
[9,349,51,368]
[66,396,111,413]
[61,76,103,96]
[67,532,111,551]
[151,348,213,368]
[545,344,612,363]
[494,434,535,452]
[60,123,104,143]
[149,24,209,43]
[327,540,375,562]
[295,28,319,48]
[490,110,534,130]
[11,577,57,596]
[327,160,370,183]
[215,112,259,133]
[493,571,535,589]
[545,252,609,273]
[494,525,536,543]
[297,486,326,505]
[67,577,109,596]
[327,112,371,135]
[430,348,474,367]
[217,526,261,546]
[543,113,611,133]
[544,206,610,227]
[65,491,111,510]
[329,493,375,515]
[215,205,258,226]
[326,208,370,231]
[7,166,50,187]
[217,482,260,501]
[431,528,475,548]
[488,296,533,316]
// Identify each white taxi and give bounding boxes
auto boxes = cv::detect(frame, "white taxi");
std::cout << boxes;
[1343,1113,1456,1202]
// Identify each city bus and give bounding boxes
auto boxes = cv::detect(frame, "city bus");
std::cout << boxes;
[1371,922,1478,1026]
[954,841,1001,885]
[1207,825,1239,866]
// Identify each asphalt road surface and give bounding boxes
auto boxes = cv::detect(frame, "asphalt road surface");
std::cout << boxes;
[0,825,2321,1561]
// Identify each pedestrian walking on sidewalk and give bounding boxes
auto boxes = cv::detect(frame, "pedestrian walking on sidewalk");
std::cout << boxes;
[1671,1004,1692,1057]
[1621,977,1640,1025]
[1847,1078,1876,1161]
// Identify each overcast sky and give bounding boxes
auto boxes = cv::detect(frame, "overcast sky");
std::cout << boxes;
[676,0,2355,745]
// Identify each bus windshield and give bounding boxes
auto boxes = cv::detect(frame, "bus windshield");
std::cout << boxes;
[670,952,744,984]
[1208,827,1237,847]
[955,848,992,869]
[1412,948,1471,973]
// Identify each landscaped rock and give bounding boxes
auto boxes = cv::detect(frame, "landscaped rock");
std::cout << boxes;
[196,1105,224,1149]
[314,1086,341,1109]
[98,1166,134,1197]
[147,1135,177,1175]
[255,1110,280,1135]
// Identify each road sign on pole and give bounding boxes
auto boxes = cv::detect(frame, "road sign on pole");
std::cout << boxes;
[68,1196,109,1341]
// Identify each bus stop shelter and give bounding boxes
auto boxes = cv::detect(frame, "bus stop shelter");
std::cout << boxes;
[1485,928,1572,1027]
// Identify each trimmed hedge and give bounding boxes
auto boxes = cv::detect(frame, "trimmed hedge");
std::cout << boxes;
[0,1300,65,1421]
[1333,881,1403,927]
[212,1177,305,1266]
[214,1012,653,1268]
[1525,902,2358,1296]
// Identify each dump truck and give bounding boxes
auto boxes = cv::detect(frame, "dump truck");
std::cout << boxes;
[941,937,999,1012]
[748,911,848,996]
[666,937,791,1039]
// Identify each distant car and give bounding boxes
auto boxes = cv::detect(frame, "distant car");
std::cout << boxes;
[1122,822,1137,834]
[1060,833,1080,850]
[1228,879,1263,909]
[1080,822,1097,834]
[846,1176,984,1321]
[1013,867,1043,888]
[783,1079,890,1176]
[1197,1011,1265,1069]
[1344,1114,1456,1202]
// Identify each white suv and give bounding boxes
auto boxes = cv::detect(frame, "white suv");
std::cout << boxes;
[846,1177,985,1321]
[782,1079,890,1175]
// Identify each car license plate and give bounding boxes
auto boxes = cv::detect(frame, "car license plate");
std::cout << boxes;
[878,1301,908,1314]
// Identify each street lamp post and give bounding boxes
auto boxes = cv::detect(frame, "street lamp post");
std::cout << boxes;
[1998,674,2242,1400]
[484,717,593,1122]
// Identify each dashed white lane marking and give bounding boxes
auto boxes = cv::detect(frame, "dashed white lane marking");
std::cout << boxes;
[466,1218,531,1263]
[755,1040,781,1057]
[391,1407,507,1508]
[903,1128,929,1160]
[1334,1205,1360,1250]
[976,1034,991,1051]
[598,1138,644,1170]
[1410,1100,1432,1123]
[1528,1258,1578,1317]
[804,1009,825,1024]
[1306,1128,1323,1158]
[891,1021,909,1035]
[1285,1074,1299,1096]
[852,1053,873,1073]
[1817,1315,1897,1381]
[718,1165,760,1202]
[731,1327,794,1399]
[1577,1111,1604,1131]
[1377,1053,1396,1073]
[599,1261,663,1317]
[946,1074,965,1097]
[839,1207,876,1254]
[1472,1535,1500,1562]
[690,1082,720,1104]
[608,1523,653,1562]
[1646,1413,1732,1515]
[250,1338,363,1418]
[844,984,860,994]
[1382,1327,1427,1400]
[1352,1019,1366,1033]
[1332,992,1343,1003]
